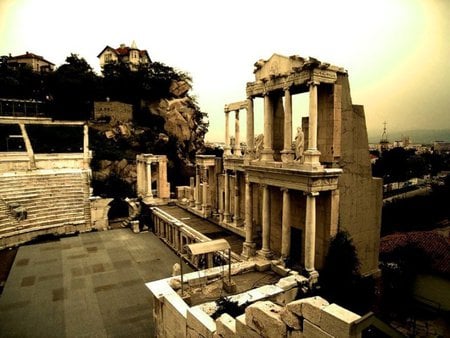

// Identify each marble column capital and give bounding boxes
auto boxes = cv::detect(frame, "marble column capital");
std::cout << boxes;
[304,191,320,197]
[280,187,289,193]
[307,80,320,87]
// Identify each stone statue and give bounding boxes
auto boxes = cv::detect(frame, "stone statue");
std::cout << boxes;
[294,127,304,161]
[254,134,264,159]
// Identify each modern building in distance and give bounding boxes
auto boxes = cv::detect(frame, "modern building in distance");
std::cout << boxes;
[97,41,151,71]
[6,52,54,72]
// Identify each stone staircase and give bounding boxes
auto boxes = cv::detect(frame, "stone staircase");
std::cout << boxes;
[0,169,92,248]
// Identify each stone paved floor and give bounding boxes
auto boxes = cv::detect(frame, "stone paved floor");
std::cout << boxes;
[0,229,191,338]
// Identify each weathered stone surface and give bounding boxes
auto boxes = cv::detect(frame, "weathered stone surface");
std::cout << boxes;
[170,80,191,97]
[271,287,298,306]
[286,296,329,326]
[276,275,298,291]
[280,307,302,330]
[235,314,261,338]
[215,313,236,338]
[187,307,216,338]
[288,330,305,338]
[271,263,290,276]
[320,303,360,338]
[302,319,333,338]
[245,301,287,337]
[255,261,271,272]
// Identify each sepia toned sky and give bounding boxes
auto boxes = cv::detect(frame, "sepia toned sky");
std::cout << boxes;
[1,0,449,141]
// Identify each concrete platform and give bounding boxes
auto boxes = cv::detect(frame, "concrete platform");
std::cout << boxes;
[0,229,192,337]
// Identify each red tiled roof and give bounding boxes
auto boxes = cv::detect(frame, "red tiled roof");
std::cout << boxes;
[380,231,450,276]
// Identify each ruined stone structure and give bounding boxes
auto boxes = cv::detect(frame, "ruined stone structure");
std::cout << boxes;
[136,154,170,204]
[179,54,382,277]
[0,117,94,248]
[93,101,133,122]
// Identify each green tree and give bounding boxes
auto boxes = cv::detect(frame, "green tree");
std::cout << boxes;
[320,230,374,314]
[47,54,100,120]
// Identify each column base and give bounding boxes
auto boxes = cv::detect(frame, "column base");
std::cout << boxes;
[189,200,195,207]
[259,149,274,162]
[241,242,257,259]
[223,213,231,223]
[195,202,202,210]
[306,269,319,286]
[257,248,273,259]
[202,205,211,217]
[280,150,295,163]
[302,149,323,171]
[224,146,232,156]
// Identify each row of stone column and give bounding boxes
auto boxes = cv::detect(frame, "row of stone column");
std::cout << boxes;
[220,170,241,226]
[189,165,211,217]
[241,178,319,276]
[223,82,321,167]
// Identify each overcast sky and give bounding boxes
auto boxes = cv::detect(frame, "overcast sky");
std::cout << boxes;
[1,0,449,141]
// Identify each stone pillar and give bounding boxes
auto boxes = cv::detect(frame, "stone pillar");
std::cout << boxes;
[260,184,271,257]
[234,110,241,155]
[223,171,231,222]
[260,92,274,161]
[158,157,170,199]
[201,166,208,215]
[224,111,231,156]
[281,188,291,263]
[83,124,90,169]
[242,174,256,258]
[305,192,319,277]
[246,97,254,159]
[189,177,195,207]
[195,166,201,209]
[281,87,295,162]
[303,81,322,170]
[233,173,240,225]
[146,161,153,198]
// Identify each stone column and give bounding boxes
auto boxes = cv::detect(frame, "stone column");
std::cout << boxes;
[246,97,254,159]
[201,166,208,216]
[260,184,271,257]
[305,192,319,277]
[223,171,231,222]
[146,161,153,198]
[281,87,295,162]
[195,166,201,209]
[224,111,231,156]
[189,177,195,207]
[233,173,240,225]
[281,188,291,263]
[83,124,89,168]
[260,92,274,161]
[234,110,241,156]
[242,174,256,258]
[303,81,322,169]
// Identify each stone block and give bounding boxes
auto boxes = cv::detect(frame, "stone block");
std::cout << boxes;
[320,303,361,338]
[271,263,290,276]
[245,301,287,337]
[302,319,333,338]
[271,287,298,306]
[187,307,216,338]
[280,307,302,330]
[235,314,261,338]
[276,275,299,291]
[216,313,236,338]
[255,261,271,272]
[286,296,329,326]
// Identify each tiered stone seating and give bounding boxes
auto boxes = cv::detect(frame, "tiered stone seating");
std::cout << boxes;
[0,169,92,248]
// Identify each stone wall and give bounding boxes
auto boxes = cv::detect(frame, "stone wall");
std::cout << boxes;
[337,75,383,276]
[146,261,393,338]
[94,101,133,122]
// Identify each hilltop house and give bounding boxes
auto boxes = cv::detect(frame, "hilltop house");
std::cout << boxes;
[6,52,54,72]
[97,41,151,71]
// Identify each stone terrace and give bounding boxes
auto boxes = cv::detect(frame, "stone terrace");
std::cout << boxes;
[0,229,192,337]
